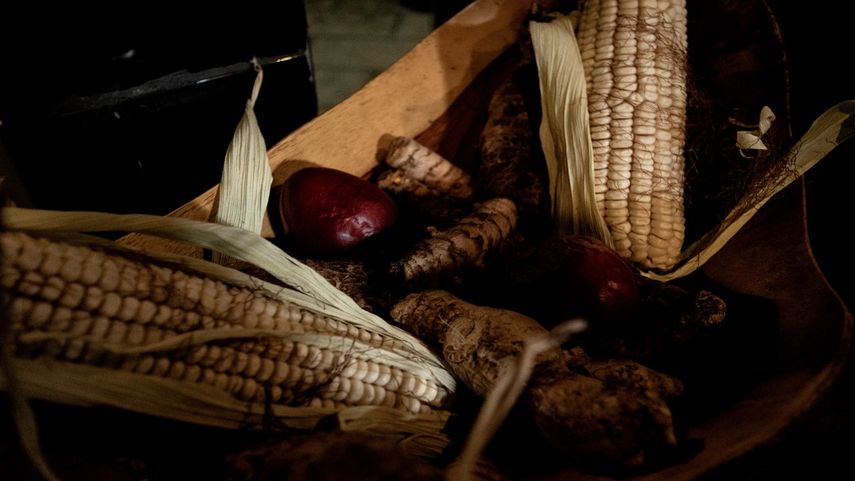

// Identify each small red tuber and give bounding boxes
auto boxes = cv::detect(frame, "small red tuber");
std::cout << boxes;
[501,235,640,328]
[279,166,397,254]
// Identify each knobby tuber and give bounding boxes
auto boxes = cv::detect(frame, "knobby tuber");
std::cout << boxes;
[391,290,680,468]
[378,136,474,223]
[384,136,474,201]
[302,258,389,313]
[566,347,684,400]
[479,35,550,236]
[391,198,517,288]
[582,278,727,366]
[377,169,471,223]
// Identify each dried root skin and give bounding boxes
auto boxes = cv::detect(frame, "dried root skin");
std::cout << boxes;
[479,65,549,234]
[587,359,684,400]
[302,258,387,313]
[385,136,473,200]
[529,373,678,469]
[377,169,435,198]
[377,169,470,223]
[565,346,683,400]
[391,289,564,397]
[392,290,680,469]
[391,198,518,287]
[586,279,726,364]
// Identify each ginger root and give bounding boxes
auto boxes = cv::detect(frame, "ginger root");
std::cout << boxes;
[384,136,473,200]
[391,289,679,468]
[378,136,474,224]
[390,198,517,287]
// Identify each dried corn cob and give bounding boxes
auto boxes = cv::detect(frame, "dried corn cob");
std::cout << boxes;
[578,0,688,269]
[1,231,448,415]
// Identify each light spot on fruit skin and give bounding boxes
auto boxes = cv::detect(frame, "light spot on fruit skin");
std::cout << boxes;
[280,167,397,254]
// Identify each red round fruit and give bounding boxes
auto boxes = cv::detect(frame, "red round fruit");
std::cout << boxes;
[279,167,397,254]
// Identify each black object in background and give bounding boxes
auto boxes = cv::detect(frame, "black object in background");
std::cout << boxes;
[0,5,317,216]
[433,0,473,26]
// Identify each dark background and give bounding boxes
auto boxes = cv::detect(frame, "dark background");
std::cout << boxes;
[701,1,855,479]
[0,4,318,215]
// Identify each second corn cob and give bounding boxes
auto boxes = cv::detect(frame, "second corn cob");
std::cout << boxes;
[578,0,688,270]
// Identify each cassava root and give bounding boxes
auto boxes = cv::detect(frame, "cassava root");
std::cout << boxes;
[391,289,680,468]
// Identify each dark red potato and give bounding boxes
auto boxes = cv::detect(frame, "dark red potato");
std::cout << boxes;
[502,235,640,328]
[564,235,641,324]
[279,167,397,254]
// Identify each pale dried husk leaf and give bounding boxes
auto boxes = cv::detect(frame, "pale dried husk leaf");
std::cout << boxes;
[0,360,450,457]
[530,15,613,245]
[1,207,454,382]
[211,60,272,265]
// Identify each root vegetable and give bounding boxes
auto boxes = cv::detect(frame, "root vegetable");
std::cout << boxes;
[391,290,679,468]
[499,234,640,328]
[528,373,677,468]
[390,198,517,288]
[573,350,684,400]
[383,136,473,201]
[377,168,471,223]
[479,58,550,235]
[378,136,474,224]
[392,290,563,396]
[278,167,397,254]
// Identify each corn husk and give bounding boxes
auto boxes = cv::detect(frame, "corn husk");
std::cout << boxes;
[210,59,272,264]
[0,286,60,481]
[1,207,456,388]
[0,207,456,464]
[0,57,454,468]
[530,15,613,245]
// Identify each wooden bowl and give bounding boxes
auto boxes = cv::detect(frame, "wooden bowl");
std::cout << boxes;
[120,0,852,479]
